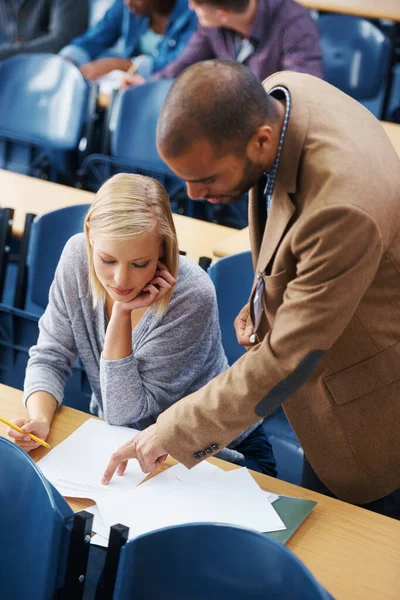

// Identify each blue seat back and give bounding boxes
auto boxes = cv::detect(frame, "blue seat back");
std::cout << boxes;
[0,53,95,178]
[0,53,91,150]
[208,251,254,365]
[208,251,303,484]
[26,204,90,314]
[0,437,74,599]
[110,79,176,176]
[319,15,390,100]
[114,523,334,600]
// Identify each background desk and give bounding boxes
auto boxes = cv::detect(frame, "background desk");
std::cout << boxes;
[213,121,400,258]
[298,0,400,21]
[1,383,400,600]
[0,169,233,264]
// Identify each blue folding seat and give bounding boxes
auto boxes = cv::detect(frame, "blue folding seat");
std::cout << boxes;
[0,53,97,182]
[0,204,92,411]
[98,523,334,600]
[80,80,187,210]
[208,251,303,484]
[319,15,391,101]
[0,437,93,600]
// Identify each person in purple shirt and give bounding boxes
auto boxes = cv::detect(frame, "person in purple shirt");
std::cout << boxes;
[121,0,322,88]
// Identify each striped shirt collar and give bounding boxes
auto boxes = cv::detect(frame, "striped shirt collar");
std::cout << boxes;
[264,86,291,212]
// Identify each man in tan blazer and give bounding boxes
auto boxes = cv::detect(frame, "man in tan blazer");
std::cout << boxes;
[103,61,400,517]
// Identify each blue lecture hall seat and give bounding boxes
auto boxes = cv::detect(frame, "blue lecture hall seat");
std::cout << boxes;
[80,79,188,210]
[0,437,93,600]
[319,15,391,103]
[23,204,91,316]
[103,522,334,600]
[208,251,303,484]
[0,204,92,411]
[0,53,97,182]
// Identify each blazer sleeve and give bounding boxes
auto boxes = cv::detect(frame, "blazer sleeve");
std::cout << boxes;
[156,204,383,467]
[0,0,88,60]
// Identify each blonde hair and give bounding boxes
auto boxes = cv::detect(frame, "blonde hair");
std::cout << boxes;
[84,173,179,315]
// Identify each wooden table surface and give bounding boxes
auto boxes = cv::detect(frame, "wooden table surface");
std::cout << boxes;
[1,383,400,600]
[0,169,233,264]
[213,121,400,258]
[298,0,400,21]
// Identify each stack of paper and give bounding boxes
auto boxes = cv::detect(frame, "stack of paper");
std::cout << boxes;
[96,462,285,541]
[39,418,286,544]
[37,419,148,502]
[96,69,126,95]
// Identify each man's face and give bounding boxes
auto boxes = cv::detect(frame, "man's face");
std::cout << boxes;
[125,0,155,17]
[189,1,226,28]
[160,139,265,204]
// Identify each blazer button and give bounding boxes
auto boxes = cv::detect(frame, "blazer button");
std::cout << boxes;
[205,448,213,455]
[193,452,200,459]
[210,444,219,452]
[198,450,206,457]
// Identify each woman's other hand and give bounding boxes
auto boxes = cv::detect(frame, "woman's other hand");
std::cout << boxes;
[8,418,50,452]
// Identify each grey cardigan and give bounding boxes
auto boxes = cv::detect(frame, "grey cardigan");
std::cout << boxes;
[24,234,257,460]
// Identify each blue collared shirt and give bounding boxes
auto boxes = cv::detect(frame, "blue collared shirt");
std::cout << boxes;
[60,0,197,74]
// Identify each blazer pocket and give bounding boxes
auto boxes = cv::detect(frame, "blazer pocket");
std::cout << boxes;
[324,342,400,476]
[262,269,290,320]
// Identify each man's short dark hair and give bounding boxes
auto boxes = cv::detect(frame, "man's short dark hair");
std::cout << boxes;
[157,60,279,159]
[192,0,250,12]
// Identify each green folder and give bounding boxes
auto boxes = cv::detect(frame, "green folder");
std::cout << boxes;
[265,495,317,544]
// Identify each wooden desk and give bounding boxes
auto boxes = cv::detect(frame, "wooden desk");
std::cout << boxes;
[0,169,233,264]
[213,121,400,258]
[382,121,400,156]
[1,383,400,600]
[298,0,400,22]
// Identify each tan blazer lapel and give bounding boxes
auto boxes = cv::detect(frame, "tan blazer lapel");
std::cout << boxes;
[256,181,296,274]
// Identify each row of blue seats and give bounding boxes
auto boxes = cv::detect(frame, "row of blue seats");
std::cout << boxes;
[0,13,392,191]
[0,203,303,485]
[0,437,332,599]
[0,54,247,227]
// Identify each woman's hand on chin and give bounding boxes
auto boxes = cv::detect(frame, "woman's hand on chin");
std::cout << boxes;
[114,262,176,312]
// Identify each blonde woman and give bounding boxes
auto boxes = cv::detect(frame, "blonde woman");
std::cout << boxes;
[9,173,277,475]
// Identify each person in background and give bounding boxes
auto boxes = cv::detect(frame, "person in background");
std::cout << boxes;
[121,0,322,88]
[0,0,88,61]
[59,0,197,80]
[8,173,277,477]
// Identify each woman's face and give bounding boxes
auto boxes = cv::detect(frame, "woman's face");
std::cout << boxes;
[91,229,162,304]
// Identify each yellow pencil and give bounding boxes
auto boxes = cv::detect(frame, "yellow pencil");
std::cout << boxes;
[127,62,138,76]
[0,416,51,449]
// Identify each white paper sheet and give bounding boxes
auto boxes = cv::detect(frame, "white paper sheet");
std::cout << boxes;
[97,69,126,94]
[97,466,285,539]
[91,534,109,548]
[81,504,110,539]
[37,419,147,501]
